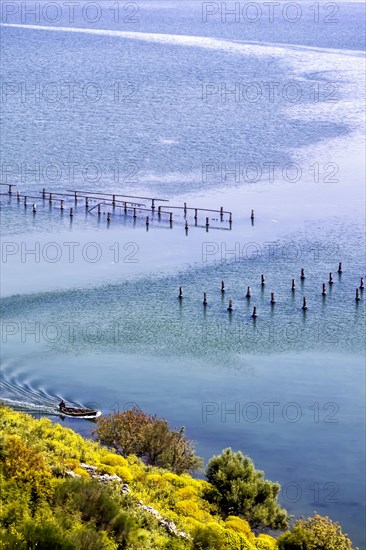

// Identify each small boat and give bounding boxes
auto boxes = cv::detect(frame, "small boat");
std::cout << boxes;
[59,401,101,419]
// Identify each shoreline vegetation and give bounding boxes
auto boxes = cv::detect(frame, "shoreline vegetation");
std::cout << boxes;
[0,405,356,550]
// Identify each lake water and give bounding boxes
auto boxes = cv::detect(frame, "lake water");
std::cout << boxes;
[0,2,365,547]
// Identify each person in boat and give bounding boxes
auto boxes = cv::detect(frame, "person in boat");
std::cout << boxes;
[59,399,66,409]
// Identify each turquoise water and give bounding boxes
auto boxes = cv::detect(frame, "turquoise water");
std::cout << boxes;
[1,2,365,546]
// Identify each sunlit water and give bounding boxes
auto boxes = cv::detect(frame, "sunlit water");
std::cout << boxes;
[1,2,365,546]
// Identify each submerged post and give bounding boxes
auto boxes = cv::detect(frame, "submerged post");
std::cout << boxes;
[360,277,364,290]
[322,283,327,296]
[302,297,307,310]
[261,274,265,286]
[221,280,225,293]
[179,287,183,300]
[292,278,296,291]
[252,306,257,318]
[301,268,305,280]
[338,262,343,274]
[246,286,251,298]
[227,300,233,312]
[356,288,361,301]
[203,292,207,306]
[329,272,333,284]
[270,292,276,304]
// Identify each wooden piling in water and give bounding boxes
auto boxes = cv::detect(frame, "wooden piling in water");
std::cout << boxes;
[301,268,305,280]
[261,274,265,286]
[227,300,233,312]
[203,292,207,306]
[32,203,37,213]
[70,207,73,218]
[24,196,27,206]
[252,306,257,318]
[302,297,307,310]
[251,209,254,221]
[360,277,364,290]
[270,292,276,304]
[221,281,225,293]
[356,288,361,301]
[179,287,183,300]
[107,212,111,222]
[329,272,333,284]
[338,262,342,274]
[17,191,20,201]
[246,286,251,298]
[322,283,327,296]
[60,200,64,211]
[292,279,296,291]
[146,216,149,226]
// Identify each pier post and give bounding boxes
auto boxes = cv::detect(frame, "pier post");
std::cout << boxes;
[152,199,155,210]
[124,202,127,214]
[356,288,361,301]
[194,209,198,220]
[252,306,257,318]
[74,191,77,202]
[170,212,173,224]
[107,212,111,222]
[270,292,276,304]
[70,207,73,218]
[179,287,183,300]
[261,274,265,286]
[221,280,225,293]
[246,286,251,298]
[32,203,37,213]
[42,188,46,199]
[302,297,307,310]
[301,268,305,280]
[133,208,137,219]
[229,212,232,223]
[24,196,27,207]
[98,203,101,216]
[329,272,333,284]
[85,196,89,208]
[17,190,20,201]
[322,283,327,296]
[146,216,149,226]
[184,202,187,216]
[338,262,342,274]
[227,300,233,312]
[203,292,207,306]
[220,206,223,220]
[251,209,255,221]
[185,220,188,231]
[158,206,161,218]
[292,279,296,291]
[60,200,64,211]
[206,217,209,228]
[360,277,364,290]
[49,193,52,204]
[8,184,12,194]
[112,195,116,207]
